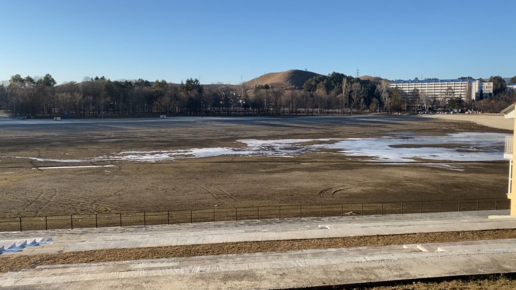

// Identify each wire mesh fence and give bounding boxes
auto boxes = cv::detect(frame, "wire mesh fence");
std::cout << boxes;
[0,198,509,232]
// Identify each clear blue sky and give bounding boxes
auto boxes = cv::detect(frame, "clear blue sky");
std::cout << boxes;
[2,0,515,85]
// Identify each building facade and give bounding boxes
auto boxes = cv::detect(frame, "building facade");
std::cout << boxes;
[388,79,493,106]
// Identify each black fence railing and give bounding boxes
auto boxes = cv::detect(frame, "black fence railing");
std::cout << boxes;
[0,198,509,232]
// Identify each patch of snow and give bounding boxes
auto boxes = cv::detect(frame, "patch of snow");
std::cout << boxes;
[324,132,507,163]
[12,132,508,166]
[35,165,116,170]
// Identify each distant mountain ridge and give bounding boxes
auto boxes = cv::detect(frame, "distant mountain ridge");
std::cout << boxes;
[243,69,321,89]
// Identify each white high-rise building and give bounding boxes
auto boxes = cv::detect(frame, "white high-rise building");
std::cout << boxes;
[388,79,493,103]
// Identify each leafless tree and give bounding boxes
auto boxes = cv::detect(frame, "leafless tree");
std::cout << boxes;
[376,80,390,111]
[350,82,365,113]
[342,78,350,112]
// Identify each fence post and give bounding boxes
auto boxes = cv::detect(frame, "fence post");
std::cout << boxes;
[476,199,479,211]
[19,217,22,232]
[439,201,442,213]
[167,211,170,225]
[120,213,122,227]
[257,207,260,220]
[144,212,146,226]
[279,205,282,220]
[213,209,215,222]
[361,203,364,216]
[495,199,498,211]
[95,214,98,228]
[420,202,422,214]
[381,203,384,216]
[401,202,404,215]
[300,205,302,219]
[45,216,48,231]
[190,210,193,223]
[341,204,344,216]
[458,200,461,212]
[71,215,74,230]
[320,204,322,218]
[235,208,238,221]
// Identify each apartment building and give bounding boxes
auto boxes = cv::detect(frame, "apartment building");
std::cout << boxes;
[389,79,493,103]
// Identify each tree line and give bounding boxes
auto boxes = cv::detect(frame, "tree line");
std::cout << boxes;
[1,73,515,117]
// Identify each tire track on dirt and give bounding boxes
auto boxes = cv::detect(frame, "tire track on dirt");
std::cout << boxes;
[318,186,350,197]
[318,187,332,197]
[23,190,46,212]
[332,187,351,196]
[34,189,58,216]
[216,186,236,200]
[200,186,222,202]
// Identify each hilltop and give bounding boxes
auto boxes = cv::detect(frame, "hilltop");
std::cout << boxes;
[243,69,321,90]
[359,75,388,83]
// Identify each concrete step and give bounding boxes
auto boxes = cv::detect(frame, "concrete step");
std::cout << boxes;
[3,239,516,289]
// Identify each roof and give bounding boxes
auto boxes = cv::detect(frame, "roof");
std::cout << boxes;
[501,103,515,115]
[390,79,475,84]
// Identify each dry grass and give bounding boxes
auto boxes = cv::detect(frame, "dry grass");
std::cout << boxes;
[336,274,516,290]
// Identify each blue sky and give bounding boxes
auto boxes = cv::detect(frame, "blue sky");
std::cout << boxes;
[2,0,515,85]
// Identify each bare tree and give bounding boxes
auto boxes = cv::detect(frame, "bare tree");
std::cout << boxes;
[420,92,432,111]
[350,82,364,113]
[376,80,390,111]
[369,97,379,112]
[341,78,352,113]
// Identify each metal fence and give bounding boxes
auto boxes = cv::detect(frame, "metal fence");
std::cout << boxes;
[0,198,509,232]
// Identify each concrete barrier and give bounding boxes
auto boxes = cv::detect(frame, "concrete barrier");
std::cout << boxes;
[160,115,166,118]
[54,117,61,121]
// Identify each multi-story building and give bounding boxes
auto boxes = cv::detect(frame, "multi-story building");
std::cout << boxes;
[481,82,493,95]
[388,79,493,105]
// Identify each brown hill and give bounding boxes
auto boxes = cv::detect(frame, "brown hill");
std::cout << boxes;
[359,75,388,83]
[243,70,321,90]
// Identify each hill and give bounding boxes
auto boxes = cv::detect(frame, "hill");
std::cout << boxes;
[243,69,321,90]
[359,75,388,83]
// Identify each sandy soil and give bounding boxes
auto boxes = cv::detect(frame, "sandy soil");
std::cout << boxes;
[0,115,511,218]
[422,114,514,131]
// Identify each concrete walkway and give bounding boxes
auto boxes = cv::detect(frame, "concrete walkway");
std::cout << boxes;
[3,239,516,289]
[2,210,516,289]
[0,210,514,256]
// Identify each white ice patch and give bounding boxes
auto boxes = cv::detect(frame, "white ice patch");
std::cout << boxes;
[18,156,84,163]
[12,132,508,164]
[324,132,507,162]
[34,165,116,170]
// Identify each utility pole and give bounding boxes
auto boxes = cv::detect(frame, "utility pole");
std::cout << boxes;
[241,75,243,100]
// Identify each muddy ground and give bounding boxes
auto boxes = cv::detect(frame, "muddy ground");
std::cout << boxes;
[0,115,511,218]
